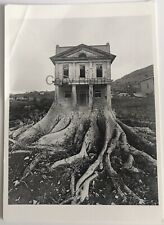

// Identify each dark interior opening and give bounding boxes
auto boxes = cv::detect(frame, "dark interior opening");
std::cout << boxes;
[80,65,85,78]
[96,64,103,77]
[63,64,69,78]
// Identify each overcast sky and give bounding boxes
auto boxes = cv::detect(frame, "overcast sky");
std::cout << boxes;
[9,15,154,93]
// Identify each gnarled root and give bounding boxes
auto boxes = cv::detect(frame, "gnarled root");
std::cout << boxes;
[71,110,117,204]
[117,119,156,158]
[50,111,99,170]
[119,128,157,174]
[9,107,158,205]
[105,152,144,204]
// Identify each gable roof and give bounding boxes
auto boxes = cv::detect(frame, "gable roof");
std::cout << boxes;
[50,44,116,64]
[56,44,111,54]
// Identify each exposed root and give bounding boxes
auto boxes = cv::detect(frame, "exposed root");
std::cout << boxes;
[134,126,156,136]
[60,197,74,205]
[50,147,88,170]
[123,184,145,204]
[105,152,144,204]
[74,115,90,148]
[36,114,80,147]
[9,106,158,205]
[16,103,63,145]
[51,116,71,133]
[119,130,157,173]
[20,152,48,183]
[105,153,126,201]
[10,150,32,155]
[104,125,128,202]
[11,123,34,139]
[10,146,66,156]
[71,110,116,203]
[72,172,98,204]
[9,138,17,144]
[129,146,157,172]
[50,113,99,170]
[117,119,156,158]
[122,154,141,173]
[70,173,75,197]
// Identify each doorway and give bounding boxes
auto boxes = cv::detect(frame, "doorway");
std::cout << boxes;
[77,85,89,106]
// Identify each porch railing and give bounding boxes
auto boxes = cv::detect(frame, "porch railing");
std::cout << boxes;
[53,78,112,85]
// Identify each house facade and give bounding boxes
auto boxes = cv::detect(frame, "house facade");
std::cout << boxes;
[50,43,116,108]
[140,77,154,95]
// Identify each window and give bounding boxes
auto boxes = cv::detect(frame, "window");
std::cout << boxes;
[63,64,69,78]
[96,64,103,77]
[94,90,101,97]
[65,91,71,98]
[80,65,85,78]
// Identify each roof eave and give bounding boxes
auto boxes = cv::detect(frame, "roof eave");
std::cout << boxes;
[111,54,116,64]
[50,53,116,64]
[51,44,112,59]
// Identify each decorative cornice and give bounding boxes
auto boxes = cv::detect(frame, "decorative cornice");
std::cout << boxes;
[50,44,116,65]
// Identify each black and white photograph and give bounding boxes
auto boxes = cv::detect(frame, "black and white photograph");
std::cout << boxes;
[5,4,159,208]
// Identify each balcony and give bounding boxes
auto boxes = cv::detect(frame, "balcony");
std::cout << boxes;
[53,78,112,85]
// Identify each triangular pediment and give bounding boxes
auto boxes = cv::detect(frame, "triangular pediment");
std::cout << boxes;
[50,44,116,64]
[66,49,104,58]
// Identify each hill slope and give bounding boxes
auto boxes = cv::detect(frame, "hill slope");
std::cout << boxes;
[112,65,154,93]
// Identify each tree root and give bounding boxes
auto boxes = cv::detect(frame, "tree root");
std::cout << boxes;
[10,150,32,155]
[50,112,99,170]
[70,111,116,204]
[21,152,48,183]
[36,113,80,147]
[72,172,98,204]
[10,123,34,139]
[105,151,144,204]
[121,154,141,173]
[104,125,129,202]
[9,107,158,205]
[51,116,71,133]
[117,119,156,158]
[119,129,157,173]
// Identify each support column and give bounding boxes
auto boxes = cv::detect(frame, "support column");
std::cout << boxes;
[72,84,77,107]
[89,61,93,79]
[107,61,111,79]
[89,85,93,108]
[73,62,76,80]
[107,84,111,108]
[55,85,59,103]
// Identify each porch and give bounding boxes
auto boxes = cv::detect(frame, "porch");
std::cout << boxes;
[55,84,111,108]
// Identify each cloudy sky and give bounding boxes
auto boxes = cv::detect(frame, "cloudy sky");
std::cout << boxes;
[9,13,154,93]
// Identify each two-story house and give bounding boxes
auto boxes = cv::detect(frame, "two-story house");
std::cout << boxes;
[50,43,116,108]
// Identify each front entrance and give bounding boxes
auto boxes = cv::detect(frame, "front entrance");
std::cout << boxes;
[77,85,89,106]
[77,92,88,106]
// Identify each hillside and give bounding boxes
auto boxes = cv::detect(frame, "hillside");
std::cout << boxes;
[112,65,154,93]
[10,90,54,99]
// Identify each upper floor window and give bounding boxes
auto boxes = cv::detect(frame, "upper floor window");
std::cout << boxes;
[96,64,103,77]
[63,64,69,78]
[80,65,85,78]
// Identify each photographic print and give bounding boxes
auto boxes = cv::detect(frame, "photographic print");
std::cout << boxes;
[5,4,159,208]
